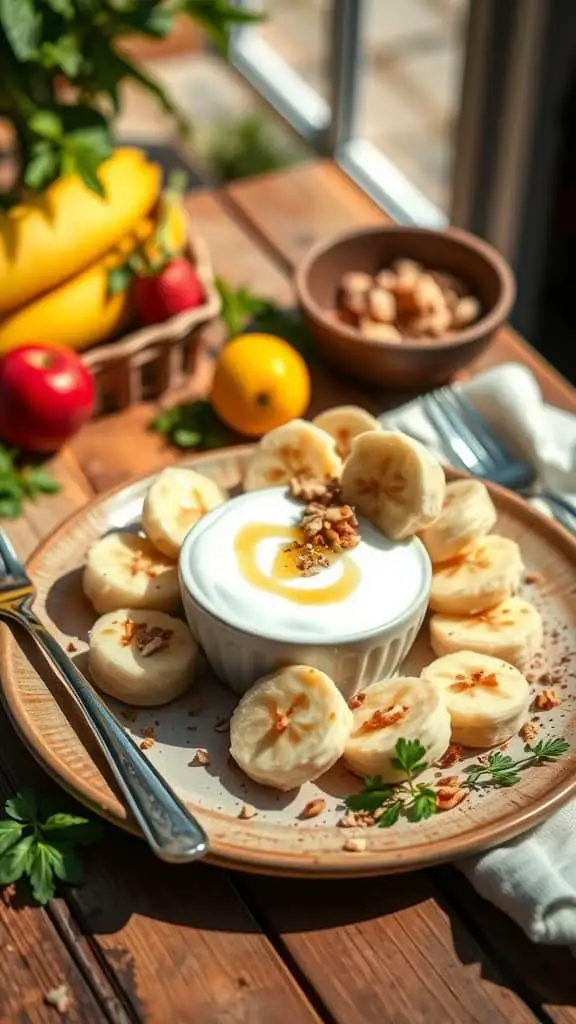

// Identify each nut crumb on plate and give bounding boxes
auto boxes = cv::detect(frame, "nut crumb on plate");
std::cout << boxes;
[437,744,464,768]
[533,689,560,711]
[189,749,210,766]
[44,985,71,1015]
[519,722,538,742]
[436,785,468,811]
[348,692,366,710]
[66,641,77,653]
[343,836,367,853]
[139,737,155,751]
[299,798,326,820]
[238,803,257,820]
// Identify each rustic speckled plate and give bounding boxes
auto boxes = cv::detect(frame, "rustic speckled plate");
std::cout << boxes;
[1,447,576,877]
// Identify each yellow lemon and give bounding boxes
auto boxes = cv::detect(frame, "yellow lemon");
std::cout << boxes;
[211,333,311,438]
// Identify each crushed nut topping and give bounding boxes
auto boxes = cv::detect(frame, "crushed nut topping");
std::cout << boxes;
[189,749,210,766]
[348,692,366,710]
[358,704,408,734]
[286,477,361,576]
[435,784,468,811]
[533,689,560,711]
[437,743,464,768]
[238,803,257,819]
[299,798,326,820]
[139,737,155,751]
[44,984,71,1015]
[119,618,174,656]
[519,722,538,742]
[289,477,342,504]
[338,810,377,829]
[342,836,367,852]
[273,710,290,733]
[449,670,499,693]
[119,617,138,647]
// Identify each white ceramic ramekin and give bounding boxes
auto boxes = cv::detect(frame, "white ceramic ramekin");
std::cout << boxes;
[179,493,431,700]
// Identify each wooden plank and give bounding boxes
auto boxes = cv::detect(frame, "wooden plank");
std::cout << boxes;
[239,874,537,1024]
[227,161,576,413]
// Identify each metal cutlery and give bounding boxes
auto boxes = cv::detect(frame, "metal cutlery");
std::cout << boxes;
[421,387,576,534]
[0,528,209,863]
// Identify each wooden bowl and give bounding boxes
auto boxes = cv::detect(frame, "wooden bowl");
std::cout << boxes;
[295,225,516,390]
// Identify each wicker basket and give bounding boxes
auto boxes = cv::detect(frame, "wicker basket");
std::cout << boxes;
[82,222,221,413]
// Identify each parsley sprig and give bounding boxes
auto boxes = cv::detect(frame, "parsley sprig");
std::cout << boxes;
[150,399,232,451]
[462,738,570,790]
[345,739,437,828]
[345,736,570,829]
[215,278,314,358]
[0,445,60,519]
[0,791,103,905]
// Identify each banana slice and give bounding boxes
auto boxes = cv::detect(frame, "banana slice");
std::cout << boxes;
[229,665,352,790]
[419,479,497,563]
[142,466,227,559]
[312,405,381,460]
[343,676,451,781]
[421,651,530,747]
[430,597,543,669]
[83,531,180,615]
[341,430,445,540]
[243,419,342,492]
[89,608,198,706]
[429,535,523,615]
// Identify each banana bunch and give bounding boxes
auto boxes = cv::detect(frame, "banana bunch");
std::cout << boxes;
[0,148,187,353]
[83,465,227,705]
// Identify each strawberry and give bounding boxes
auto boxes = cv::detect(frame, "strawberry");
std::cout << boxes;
[133,258,205,326]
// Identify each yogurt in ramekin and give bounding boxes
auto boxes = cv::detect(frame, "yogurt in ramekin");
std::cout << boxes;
[179,487,431,698]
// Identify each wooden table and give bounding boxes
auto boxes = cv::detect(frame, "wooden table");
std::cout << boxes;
[2,160,576,1024]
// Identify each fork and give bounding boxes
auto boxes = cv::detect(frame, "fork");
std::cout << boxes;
[422,388,576,534]
[0,528,208,863]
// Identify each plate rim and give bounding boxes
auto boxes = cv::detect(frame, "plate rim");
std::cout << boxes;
[2,446,576,877]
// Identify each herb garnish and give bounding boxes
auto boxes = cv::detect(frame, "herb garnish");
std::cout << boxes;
[0,790,103,905]
[150,399,232,451]
[345,736,570,828]
[215,278,314,358]
[0,445,60,519]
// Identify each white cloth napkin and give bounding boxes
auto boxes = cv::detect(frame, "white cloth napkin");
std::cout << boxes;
[379,362,576,946]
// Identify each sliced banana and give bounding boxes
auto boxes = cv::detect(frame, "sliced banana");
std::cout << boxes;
[343,676,451,781]
[419,479,497,563]
[89,608,198,707]
[243,419,342,492]
[430,597,543,669]
[142,466,227,559]
[341,430,445,540]
[312,405,381,460]
[421,651,530,747]
[229,665,352,791]
[429,534,523,615]
[83,531,180,615]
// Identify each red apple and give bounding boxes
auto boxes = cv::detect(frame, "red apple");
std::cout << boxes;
[0,344,95,452]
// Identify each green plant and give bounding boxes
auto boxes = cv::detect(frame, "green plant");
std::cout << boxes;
[0,443,60,518]
[206,113,297,183]
[0,789,103,905]
[0,0,261,205]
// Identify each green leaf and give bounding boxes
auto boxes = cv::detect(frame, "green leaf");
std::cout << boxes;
[487,751,516,772]
[44,841,84,885]
[0,447,14,474]
[24,141,59,191]
[39,33,83,77]
[0,820,23,856]
[0,834,36,885]
[28,109,63,141]
[363,775,386,792]
[215,277,274,338]
[172,428,203,449]
[43,0,74,18]
[28,842,56,905]
[0,495,21,519]
[178,0,262,52]
[530,738,570,761]
[107,263,133,296]
[0,0,41,60]
[344,790,389,813]
[41,813,103,846]
[392,738,427,777]
[5,790,37,823]
[20,466,61,497]
[409,787,437,822]
[376,802,402,828]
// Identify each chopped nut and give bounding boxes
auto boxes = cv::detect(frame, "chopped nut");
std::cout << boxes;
[299,798,326,820]
[343,836,367,852]
[359,318,402,344]
[214,717,230,733]
[437,775,460,787]
[348,692,366,710]
[367,286,396,323]
[533,689,560,711]
[66,641,77,653]
[273,711,290,733]
[437,743,464,768]
[340,271,373,295]
[139,737,155,751]
[238,802,257,820]
[519,722,538,742]
[44,985,71,1015]
[189,749,210,766]
[375,268,397,291]
[436,785,468,811]
[119,617,138,647]
[452,295,481,327]
[338,809,376,828]
[358,704,408,734]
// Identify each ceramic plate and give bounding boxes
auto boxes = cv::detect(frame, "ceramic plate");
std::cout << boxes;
[1,446,576,877]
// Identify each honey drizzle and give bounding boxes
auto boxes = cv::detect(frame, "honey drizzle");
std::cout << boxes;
[234,522,361,605]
